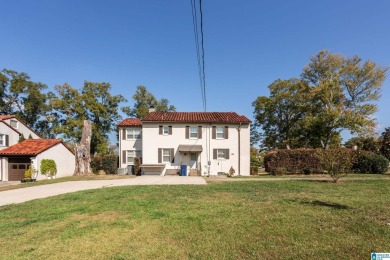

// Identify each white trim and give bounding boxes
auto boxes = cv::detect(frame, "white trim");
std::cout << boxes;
[189,127,198,139]
[126,129,141,140]
[216,127,225,139]
[163,126,169,136]
[162,149,171,163]
[217,149,226,160]
[126,150,141,164]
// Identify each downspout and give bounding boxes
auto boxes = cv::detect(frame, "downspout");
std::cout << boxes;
[208,123,211,176]
[238,123,241,176]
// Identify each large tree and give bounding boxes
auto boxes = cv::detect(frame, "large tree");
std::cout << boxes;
[253,78,309,149]
[122,85,175,118]
[0,69,50,134]
[301,50,387,148]
[253,51,388,150]
[50,81,126,154]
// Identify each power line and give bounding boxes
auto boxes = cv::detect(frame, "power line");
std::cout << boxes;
[190,0,207,112]
[199,0,207,111]
[190,0,205,111]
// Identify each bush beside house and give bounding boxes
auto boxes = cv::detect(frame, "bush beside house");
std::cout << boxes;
[91,154,118,174]
[40,159,57,177]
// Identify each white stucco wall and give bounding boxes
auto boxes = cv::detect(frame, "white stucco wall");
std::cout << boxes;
[139,123,250,176]
[119,127,142,168]
[0,123,20,150]
[2,118,40,139]
[34,143,75,180]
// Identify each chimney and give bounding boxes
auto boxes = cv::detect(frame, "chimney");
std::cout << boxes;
[149,106,156,113]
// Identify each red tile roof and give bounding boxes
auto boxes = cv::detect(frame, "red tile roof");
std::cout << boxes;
[0,115,16,120]
[0,139,73,156]
[118,118,142,127]
[141,112,251,124]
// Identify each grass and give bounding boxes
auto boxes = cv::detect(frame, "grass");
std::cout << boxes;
[234,173,390,179]
[0,180,390,259]
[0,175,135,192]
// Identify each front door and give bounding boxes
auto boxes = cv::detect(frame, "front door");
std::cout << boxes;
[190,153,197,169]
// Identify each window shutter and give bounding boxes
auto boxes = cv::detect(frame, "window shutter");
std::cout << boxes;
[213,149,217,159]
[5,135,9,147]
[170,148,174,163]
[224,126,229,139]
[169,126,172,135]
[159,126,163,135]
[122,151,127,164]
[158,148,162,163]
[198,126,202,139]
[225,149,230,159]
[185,126,189,139]
[122,129,126,140]
[212,126,216,139]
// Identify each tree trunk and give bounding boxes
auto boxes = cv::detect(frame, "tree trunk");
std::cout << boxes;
[74,120,93,176]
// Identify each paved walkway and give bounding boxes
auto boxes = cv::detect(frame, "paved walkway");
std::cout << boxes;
[0,176,206,207]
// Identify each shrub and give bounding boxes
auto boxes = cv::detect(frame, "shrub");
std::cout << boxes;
[316,149,356,182]
[91,154,118,174]
[353,151,389,174]
[270,167,288,176]
[264,149,323,174]
[40,159,57,176]
[250,166,259,175]
[24,165,32,178]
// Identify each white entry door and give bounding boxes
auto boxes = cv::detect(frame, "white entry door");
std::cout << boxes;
[190,153,197,169]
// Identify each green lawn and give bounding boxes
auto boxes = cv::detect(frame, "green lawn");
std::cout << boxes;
[0,180,389,259]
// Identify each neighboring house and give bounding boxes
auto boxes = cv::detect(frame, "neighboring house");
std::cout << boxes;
[118,111,251,176]
[0,139,75,181]
[0,115,75,181]
[0,115,40,150]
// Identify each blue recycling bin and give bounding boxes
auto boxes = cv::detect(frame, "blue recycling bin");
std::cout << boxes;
[180,165,187,176]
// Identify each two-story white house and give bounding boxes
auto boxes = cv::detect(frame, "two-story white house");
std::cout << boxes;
[118,111,251,176]
[0,115,75,181]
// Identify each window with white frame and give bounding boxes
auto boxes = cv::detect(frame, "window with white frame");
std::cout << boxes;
[190,127,198,139]
[217,149,226,159]
[0,134,4,146]
[216,127,225,139]
[162,149,171,163]
[126,150,141,163]
[10,119,18,129]
[126,129,141,140]
[163,126,169,135]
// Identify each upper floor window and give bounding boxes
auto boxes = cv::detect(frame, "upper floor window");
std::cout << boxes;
[163,126,169,135]
[10,119,18,129]
[0,134,4,146]
[126,129,141,140]
[216,127,225,139]
[190,127,198,139]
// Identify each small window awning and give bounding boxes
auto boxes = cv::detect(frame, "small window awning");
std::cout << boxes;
[178,145,203,152]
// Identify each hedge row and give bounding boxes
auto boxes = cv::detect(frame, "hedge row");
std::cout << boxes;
[91,154,119,174]
[264,149,389,175]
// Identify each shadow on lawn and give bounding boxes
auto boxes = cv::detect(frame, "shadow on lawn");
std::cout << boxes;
[301,200,350,210]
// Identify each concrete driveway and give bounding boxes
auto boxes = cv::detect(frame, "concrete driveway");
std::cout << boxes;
[0,176,206,207]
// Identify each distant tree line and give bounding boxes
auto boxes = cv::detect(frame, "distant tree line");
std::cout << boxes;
[0,69,175,155]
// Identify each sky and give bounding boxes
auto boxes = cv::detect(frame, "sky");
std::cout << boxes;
[1,0,390,143]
